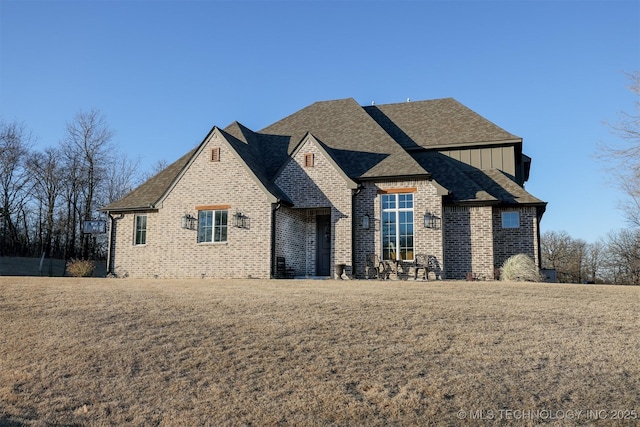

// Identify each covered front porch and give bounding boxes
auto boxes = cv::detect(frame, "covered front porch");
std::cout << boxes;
[273,206,353,279]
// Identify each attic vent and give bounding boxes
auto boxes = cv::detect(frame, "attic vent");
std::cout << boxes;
[211,147,221,162]
[304,153,314,168]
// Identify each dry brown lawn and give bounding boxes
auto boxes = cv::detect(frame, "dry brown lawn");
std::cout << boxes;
[0,277,638,426]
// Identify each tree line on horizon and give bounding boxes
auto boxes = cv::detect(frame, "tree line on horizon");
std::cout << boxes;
[0,110,159,261]
[1,72,638,283]
[541,230,639,285]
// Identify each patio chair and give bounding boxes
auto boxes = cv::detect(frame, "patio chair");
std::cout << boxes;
[365,253,384,279]
[276,256,295,279]
[414,254,439,280]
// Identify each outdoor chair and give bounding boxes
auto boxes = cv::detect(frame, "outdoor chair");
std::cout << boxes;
[380,259,399,280]
[414,254,439,280]
[275,256,295,279]
[365,254,384,279]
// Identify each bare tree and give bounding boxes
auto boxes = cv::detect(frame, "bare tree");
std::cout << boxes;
[541,230,586,283]
[583,240,605,283]
[601,71,640,227]
[0,112,147,263]
[26,147,63,257]
[59,149,83,259]
[605,228,640,285]
[62,109,114,259]
[0,119,32,255]
[103,155,141,205]
[140,159,169,182]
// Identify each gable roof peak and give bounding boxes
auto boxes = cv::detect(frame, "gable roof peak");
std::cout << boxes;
[222,121,256,144]
[260,96,427,179]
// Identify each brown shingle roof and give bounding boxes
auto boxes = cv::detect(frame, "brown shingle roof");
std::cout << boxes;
[101,148,196,212]
[102,97,544,212]
[365,98,521,150]
[260,98,428,179]
[413,151,544,206]
[466,169,545,206]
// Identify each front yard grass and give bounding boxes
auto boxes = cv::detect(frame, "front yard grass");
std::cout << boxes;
[0,277,638,426]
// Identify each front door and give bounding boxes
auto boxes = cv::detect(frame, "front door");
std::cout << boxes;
[316,214,331,276]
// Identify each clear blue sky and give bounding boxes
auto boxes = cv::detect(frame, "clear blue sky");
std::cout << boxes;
[1,0,638,243]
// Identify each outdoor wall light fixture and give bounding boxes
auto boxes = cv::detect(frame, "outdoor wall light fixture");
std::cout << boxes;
[233,212,250,229]
[424,212,441,230]
[181,214,196,230]
[362,214,370,229]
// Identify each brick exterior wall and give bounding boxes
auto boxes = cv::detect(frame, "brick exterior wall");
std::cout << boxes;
[108,131,273,279]
[443,205,494,280]
[353,179,443,279]
[493,206,539,270]
[273,206,307,274]
[108,134,541,281]
[274,139,352,277]
[444,205,540,280]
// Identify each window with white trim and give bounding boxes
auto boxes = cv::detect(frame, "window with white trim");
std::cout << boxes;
[134,214,147,245]
[198,209,228,243]
[502,211,520,228]
[381,193,414,261]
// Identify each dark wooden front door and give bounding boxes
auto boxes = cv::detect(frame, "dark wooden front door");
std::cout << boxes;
[316,214,331,276]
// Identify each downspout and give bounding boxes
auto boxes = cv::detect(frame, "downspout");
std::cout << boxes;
[351,184,363,279]
[537,208,543,269]
[106,212,124,276]
[270,202,281,278]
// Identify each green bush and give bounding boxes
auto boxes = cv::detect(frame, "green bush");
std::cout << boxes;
[66,258,95,277]
[500,254,544,282]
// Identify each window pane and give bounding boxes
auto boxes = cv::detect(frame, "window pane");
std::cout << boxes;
[198,211,213,243]
[215,210,227,226]
[399,211,414,261]
[214,210,228,242]
[502,212,520,228]
[399,193,413,209]
[135,215,147,245]
[381,193,414,261]
[382,194,395,210]
[382,211,396,260]
[217,226,227,242]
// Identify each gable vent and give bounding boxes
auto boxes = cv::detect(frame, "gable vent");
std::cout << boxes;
[211,147,221,162]
[304,153,314,167]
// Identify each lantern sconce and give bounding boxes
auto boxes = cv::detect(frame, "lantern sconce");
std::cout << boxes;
[362,214,370,229]
[181,214,196,230]
[233,212,250,229]
[424,211,441,230]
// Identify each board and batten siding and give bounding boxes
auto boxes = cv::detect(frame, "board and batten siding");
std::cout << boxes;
[440,146,516,177]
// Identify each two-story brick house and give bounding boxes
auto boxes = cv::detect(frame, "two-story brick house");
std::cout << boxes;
[101,98,546,280]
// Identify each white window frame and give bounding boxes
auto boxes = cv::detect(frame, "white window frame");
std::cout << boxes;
[502,211,520,229]
[197,209,228,243]
[134,214,147,245]
[381,193,414,261]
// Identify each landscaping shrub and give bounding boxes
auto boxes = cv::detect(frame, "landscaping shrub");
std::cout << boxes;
[66,258,95,277]
[500,253,544,282]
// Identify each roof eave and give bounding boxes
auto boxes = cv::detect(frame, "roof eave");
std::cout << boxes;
[449,200,501,206]
[100,206,160,213]
[358,173,431,182]
[407,138,522,152]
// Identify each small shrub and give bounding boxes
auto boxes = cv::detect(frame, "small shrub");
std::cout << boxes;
[66,258,95,277]
[500,254,544,282]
